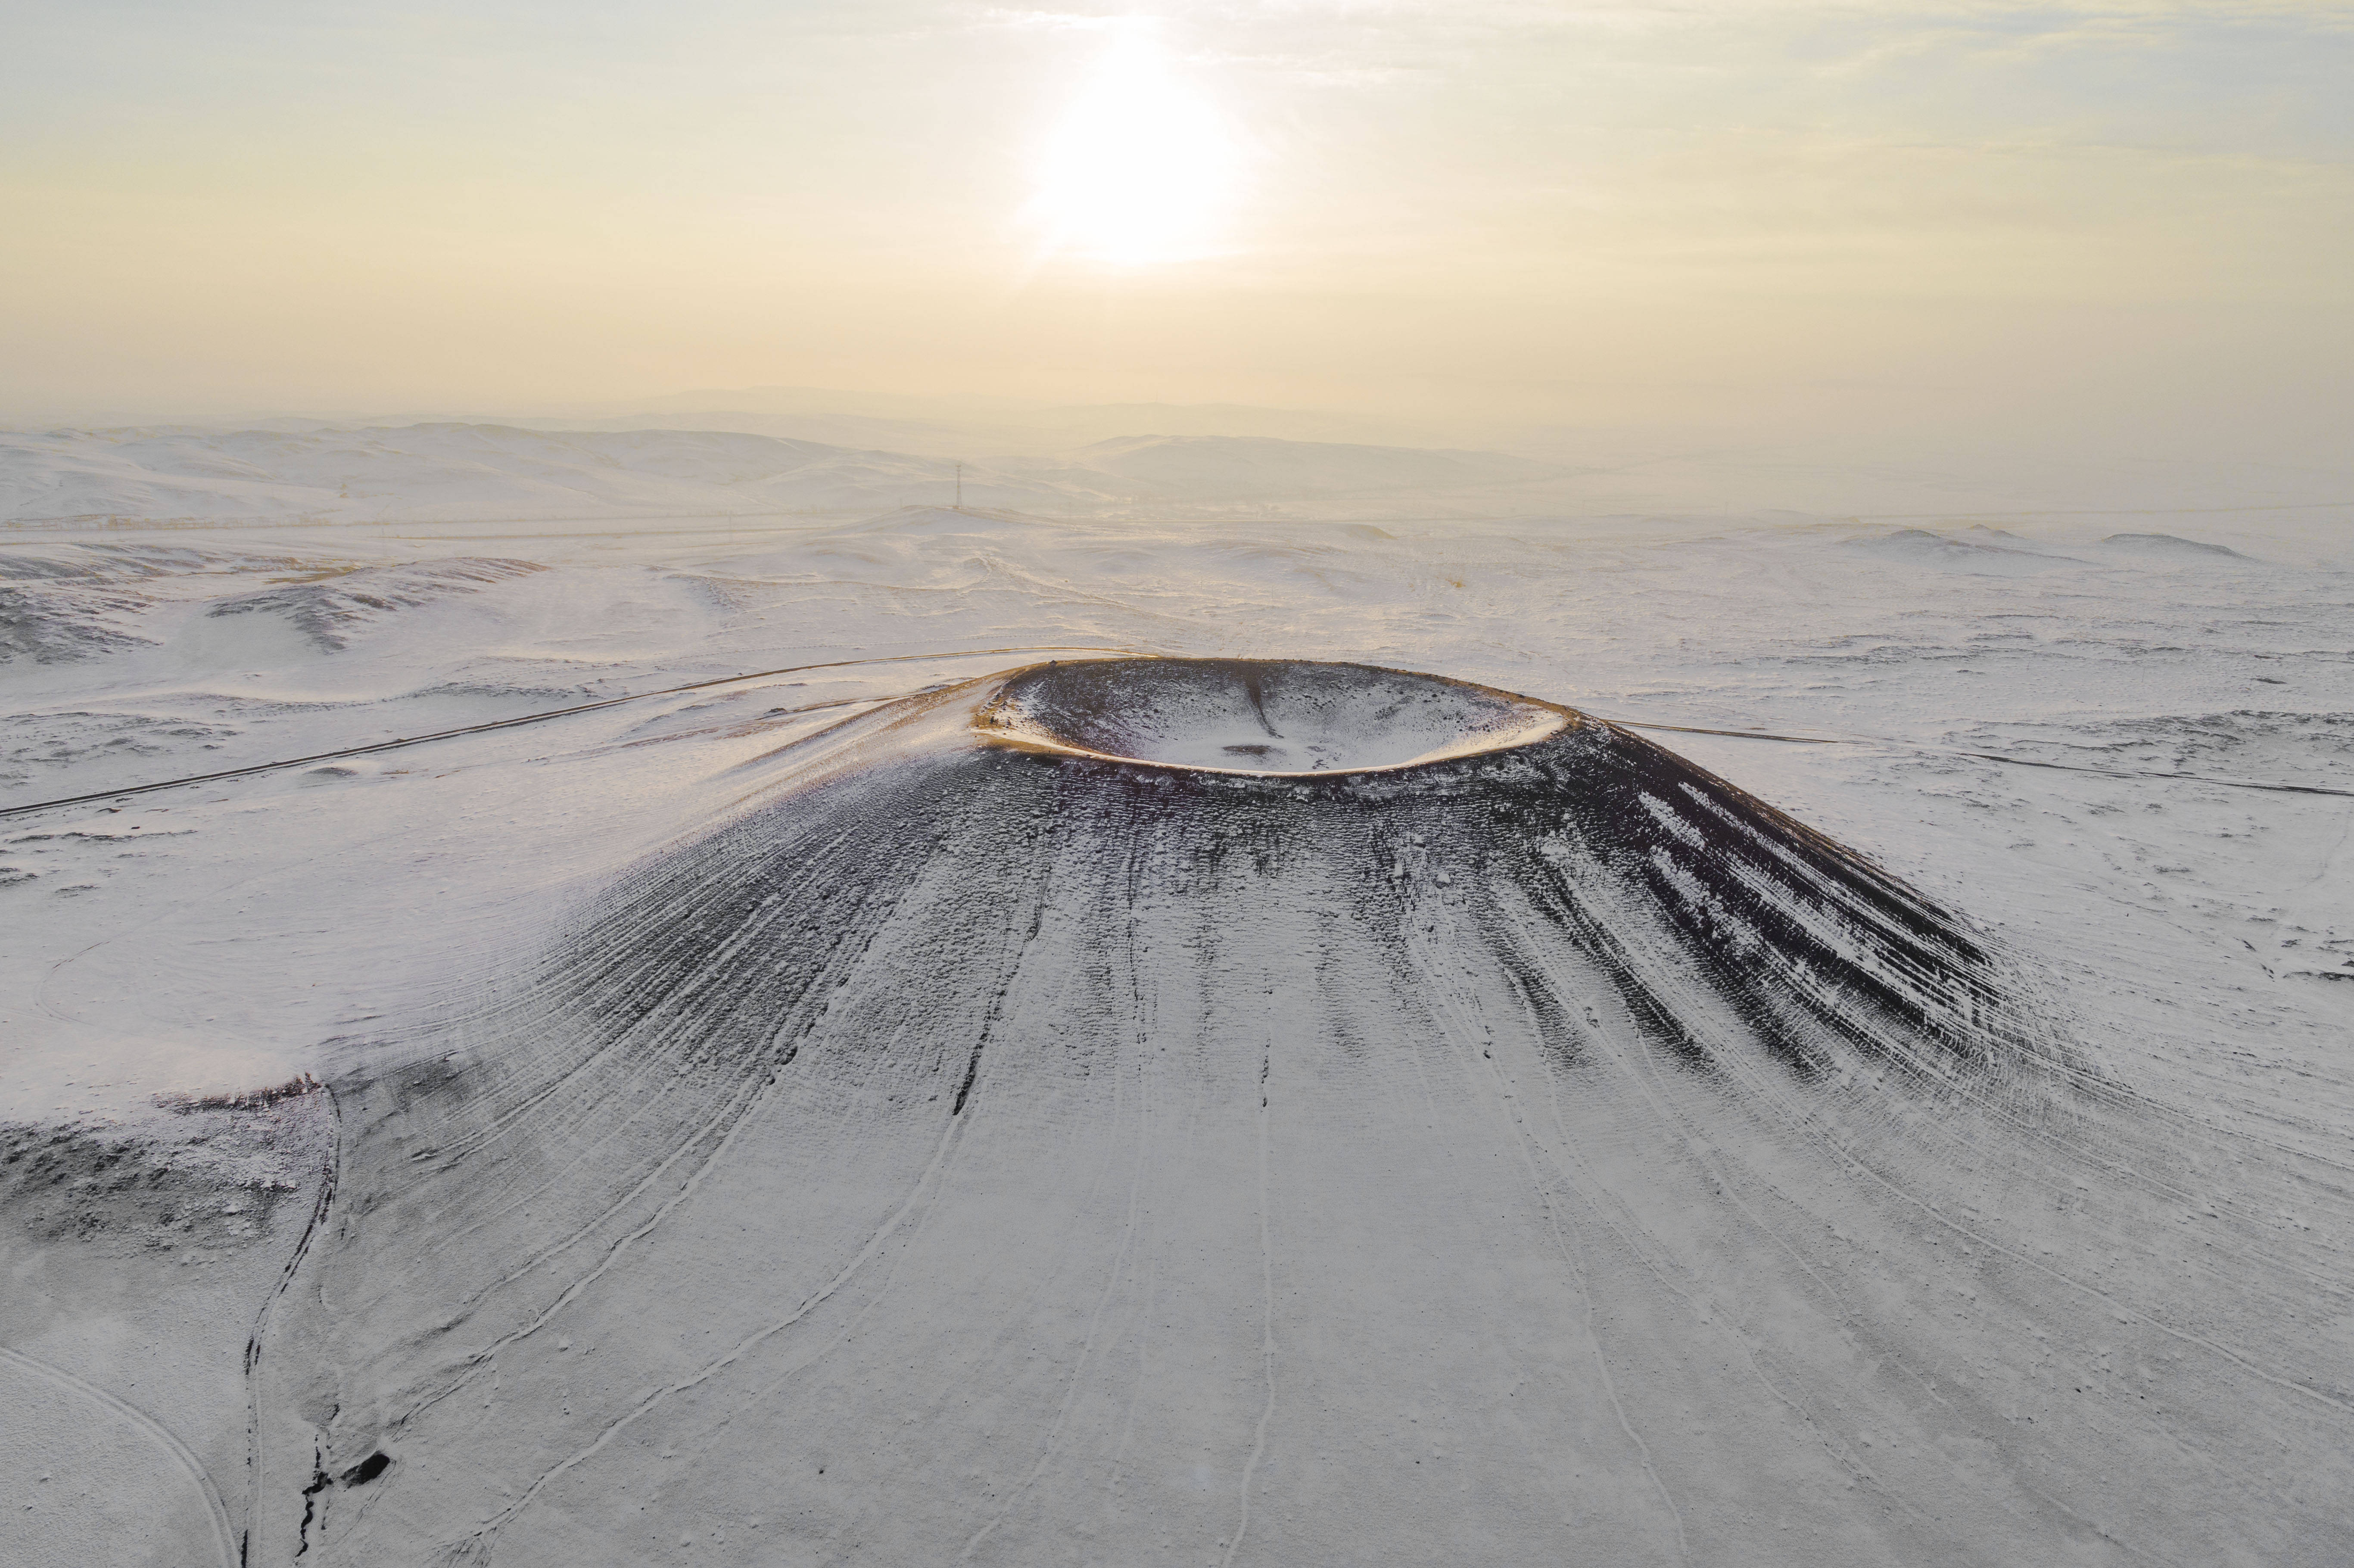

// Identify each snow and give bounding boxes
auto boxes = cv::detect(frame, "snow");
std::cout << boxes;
[1,429,2350,1565]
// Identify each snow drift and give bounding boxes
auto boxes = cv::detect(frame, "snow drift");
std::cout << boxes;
[206,557,545,651]
[253,659,2353,1567]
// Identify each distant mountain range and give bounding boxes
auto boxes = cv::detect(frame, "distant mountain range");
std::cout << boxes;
[0,424,1574,526]
[7,413,2349,528]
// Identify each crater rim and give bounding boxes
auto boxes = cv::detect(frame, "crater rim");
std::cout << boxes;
[973,656,1579,779]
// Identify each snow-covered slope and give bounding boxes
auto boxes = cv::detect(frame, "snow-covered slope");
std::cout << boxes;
[259,661,2153,1567]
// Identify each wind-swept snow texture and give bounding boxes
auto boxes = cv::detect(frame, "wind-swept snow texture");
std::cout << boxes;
[206,557,545,651]
[251,660,2351,1567]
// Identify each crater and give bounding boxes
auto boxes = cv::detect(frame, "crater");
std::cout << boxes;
[977,657,1573,776]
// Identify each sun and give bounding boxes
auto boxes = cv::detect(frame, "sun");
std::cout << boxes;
[1031,30,1241,266]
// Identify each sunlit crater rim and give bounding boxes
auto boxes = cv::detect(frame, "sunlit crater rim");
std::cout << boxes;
[975,657,1576,777]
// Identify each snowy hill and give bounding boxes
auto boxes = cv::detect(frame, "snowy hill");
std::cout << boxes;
[0,425,1096,524]
[1073,433,1561,499]
[0,424,1584,526]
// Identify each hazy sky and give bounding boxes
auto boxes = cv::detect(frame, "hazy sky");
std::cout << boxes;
[6,1,2350,457]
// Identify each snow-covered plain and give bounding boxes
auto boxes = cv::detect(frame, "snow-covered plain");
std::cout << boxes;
[2,427,2350,1566]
